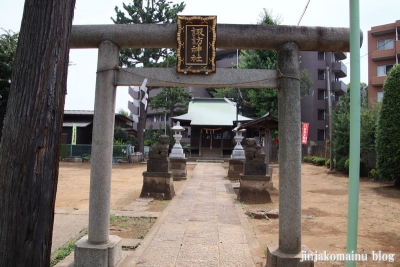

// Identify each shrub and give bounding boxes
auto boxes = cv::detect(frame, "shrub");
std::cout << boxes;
[376,64,400,186]
[303,156,313,163]
[312,157,325,166]
[336,157,349,173]
[370,168,379,179]
[325,158,336,169]
[303,156,325,166]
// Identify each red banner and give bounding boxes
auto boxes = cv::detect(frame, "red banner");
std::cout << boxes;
[301,122,309,145]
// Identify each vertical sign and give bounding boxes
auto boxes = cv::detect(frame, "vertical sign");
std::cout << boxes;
[301,122,309,145]
[71,124,77,145]
[177,16,217,74]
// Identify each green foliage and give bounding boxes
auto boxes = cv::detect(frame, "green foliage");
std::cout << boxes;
[114,127,137,146]
[210,87,237,99]
[114,127,129,143]
[332,91,350,162]
[333,83,378,173]
[303,156,325,166]
[376,64,400,185]
[144,125,156,146]
[300,68,314,98]
[149,87,192,125]
[336,157,349,173]
[117,108,129,117]
[369,168,379,179]
[325,158,335,168]
[111,0,185,68]
[143,124,175,152]
[0,29,18,116]
[50,228,88,267]
[211,10,313,118]
[128,134,138,146]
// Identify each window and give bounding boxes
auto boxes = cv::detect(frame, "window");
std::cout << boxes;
[318,89,326,100]
[317,109,326,120]
[317,129,326,141]
[318,70,326,80]
[377,65,394,76]
[318,52,325,60]
[377,91,384,102]
[377,38,394,50]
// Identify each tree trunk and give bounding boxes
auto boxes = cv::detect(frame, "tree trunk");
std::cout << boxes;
[0,1,75,266]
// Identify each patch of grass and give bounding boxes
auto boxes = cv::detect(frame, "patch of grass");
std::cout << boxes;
[110,214,116,224]
[109,216,156,240]
[50,228,87,267]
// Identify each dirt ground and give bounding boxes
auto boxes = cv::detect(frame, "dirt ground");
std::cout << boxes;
[56,161,400,266]
[242,163,400,267]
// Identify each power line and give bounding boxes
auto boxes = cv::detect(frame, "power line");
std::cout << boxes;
[298,0,311,26]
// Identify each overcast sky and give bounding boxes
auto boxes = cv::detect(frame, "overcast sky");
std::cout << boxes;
[1,0,399,112]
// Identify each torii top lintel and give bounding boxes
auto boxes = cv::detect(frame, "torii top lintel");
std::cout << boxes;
[70,23,362,52]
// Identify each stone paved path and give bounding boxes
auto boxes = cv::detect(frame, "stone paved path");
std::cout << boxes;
[124,163,256,267]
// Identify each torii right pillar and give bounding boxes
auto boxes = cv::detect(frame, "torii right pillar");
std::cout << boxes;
[266,42,314,266]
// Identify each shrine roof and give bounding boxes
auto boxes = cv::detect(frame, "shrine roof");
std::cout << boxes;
[172,98,252,126]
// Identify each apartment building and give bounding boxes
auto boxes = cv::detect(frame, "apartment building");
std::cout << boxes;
[368,20,400,105]
[300,51,348,147]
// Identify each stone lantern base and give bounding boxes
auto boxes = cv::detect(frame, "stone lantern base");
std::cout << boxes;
[228,159,244,179]
[170,158,187,181]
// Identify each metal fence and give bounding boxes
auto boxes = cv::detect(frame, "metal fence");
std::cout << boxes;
[60,144,131,159]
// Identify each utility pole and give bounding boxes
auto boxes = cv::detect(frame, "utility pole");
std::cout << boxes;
[326,66,333,170]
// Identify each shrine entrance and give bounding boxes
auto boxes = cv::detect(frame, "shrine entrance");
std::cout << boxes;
[69,21,355,267]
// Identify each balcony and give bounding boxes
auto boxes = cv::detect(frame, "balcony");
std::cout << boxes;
[334,52,347,60]
[371,48,395,61]
[332,81,347,95]
[371,76,387,86]
[332,62,347,78]
[370,23,396,36]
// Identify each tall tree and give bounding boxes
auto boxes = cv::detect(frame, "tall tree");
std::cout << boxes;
[111,0,185,154]
[117,108,129,117]
[238,9,280,117]
[376,64,400,186]
[332,83,378,173]
[149,87,192,127]
[0,0,75,266]
[212,9,313,118]
[0,29,18,139]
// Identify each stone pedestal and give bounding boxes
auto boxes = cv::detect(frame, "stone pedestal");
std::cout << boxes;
[140,171,175,200]
[75,235,123,267]
[228,159,244,179]
[239,174,272,203]
[266,244,314,267]
[140,158,174,200]
[170,158,187,180]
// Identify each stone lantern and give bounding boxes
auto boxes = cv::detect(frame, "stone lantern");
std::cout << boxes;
[231,122,246,159]
[169,121,187,180]
[169,121,185,158]
[228,122,246,180]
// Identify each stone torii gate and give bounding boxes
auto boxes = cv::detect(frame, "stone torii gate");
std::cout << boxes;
[69,23,357,267]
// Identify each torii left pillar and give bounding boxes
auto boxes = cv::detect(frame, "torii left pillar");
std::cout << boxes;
[74,40,123,267]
